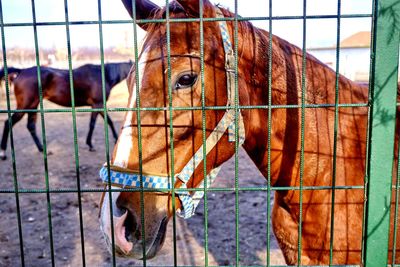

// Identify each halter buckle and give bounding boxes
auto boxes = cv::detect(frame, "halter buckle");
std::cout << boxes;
[225,51,235,73]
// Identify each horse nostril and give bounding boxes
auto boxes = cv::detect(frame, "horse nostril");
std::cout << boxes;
[113,206,127,217]
[114,195,129,217]
[115,196,141,241]
[123,209,139,241]
[111,198,127,218]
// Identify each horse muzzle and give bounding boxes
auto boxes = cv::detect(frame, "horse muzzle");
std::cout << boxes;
[99,190,169,259]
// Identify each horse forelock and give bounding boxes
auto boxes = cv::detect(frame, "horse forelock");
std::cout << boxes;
[146,4,268,73]
[140,3,232,60]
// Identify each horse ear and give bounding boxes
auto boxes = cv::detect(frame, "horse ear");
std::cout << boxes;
[175,0,214,17]
[121,0,161,30]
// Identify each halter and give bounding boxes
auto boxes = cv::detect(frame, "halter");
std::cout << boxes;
[99,7,245,219]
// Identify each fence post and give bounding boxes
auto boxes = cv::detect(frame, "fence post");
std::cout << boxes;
[364,0,400,266]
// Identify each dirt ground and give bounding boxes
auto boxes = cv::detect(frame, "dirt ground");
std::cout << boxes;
[0,82,286,266]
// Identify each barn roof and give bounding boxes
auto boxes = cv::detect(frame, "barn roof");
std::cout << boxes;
[340,31,371,48]
[308,31,371,51]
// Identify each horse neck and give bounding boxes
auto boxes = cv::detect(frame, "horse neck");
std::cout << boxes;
[105,64,123,88]
[237,24,369,186]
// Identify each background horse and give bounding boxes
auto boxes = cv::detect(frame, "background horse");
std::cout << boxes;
[0,62,132,160]
[98,0,399,264]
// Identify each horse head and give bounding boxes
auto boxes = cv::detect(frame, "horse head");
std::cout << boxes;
[99,0,251,259]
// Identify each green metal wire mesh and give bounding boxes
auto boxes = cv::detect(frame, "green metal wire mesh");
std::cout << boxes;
[0,0,399,266]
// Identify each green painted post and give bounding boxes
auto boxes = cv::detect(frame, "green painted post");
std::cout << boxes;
[364,0,400,266]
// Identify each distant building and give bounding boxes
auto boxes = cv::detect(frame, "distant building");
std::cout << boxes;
[307,31,371,82]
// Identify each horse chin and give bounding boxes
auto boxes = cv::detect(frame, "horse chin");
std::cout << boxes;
[138,216,168,259]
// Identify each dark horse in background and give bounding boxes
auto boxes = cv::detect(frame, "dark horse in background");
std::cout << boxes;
[0,62,132,160]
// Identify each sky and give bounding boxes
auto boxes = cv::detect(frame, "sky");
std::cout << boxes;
[2,0,373,50]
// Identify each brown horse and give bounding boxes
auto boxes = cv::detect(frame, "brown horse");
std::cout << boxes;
[98,0,399,264]
[0,62,132,160]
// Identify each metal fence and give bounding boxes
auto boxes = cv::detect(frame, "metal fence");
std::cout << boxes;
[0,0,400,266]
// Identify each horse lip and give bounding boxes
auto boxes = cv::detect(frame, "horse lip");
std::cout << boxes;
[140,216,169,259]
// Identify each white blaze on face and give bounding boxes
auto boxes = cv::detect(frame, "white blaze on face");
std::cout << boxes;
[113,49,149,168]
[101,49,151,255]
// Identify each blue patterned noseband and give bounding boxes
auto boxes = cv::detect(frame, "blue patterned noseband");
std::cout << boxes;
[99,166,221,219]
[99,7,245,219]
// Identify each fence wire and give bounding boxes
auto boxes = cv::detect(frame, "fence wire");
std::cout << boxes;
[0,0,399,266]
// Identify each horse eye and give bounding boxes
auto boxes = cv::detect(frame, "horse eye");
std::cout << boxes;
[175,73,197,90]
